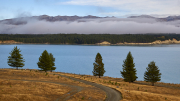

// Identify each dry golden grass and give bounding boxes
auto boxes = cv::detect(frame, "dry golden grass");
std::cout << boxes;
[0,69,106,101]
[59,72,180,101]
[67,88,106,101]
[0,79,69,101]
[2,69,179,101]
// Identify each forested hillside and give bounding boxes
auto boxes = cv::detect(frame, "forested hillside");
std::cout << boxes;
[0,34,180,44]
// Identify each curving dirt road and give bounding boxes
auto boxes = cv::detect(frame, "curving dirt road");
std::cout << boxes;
[55,74,122,101]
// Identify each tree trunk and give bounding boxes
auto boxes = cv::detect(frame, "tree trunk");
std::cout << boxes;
[152,82,154,86]
[16,67,18,70]
[98,65,101,78]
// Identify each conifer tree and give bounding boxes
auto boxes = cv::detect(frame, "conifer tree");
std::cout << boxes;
[7,46,25,69]
[37,50,53,72]
[144,61,161,86]
[92,53,105,78]
[49,53,56,72]
[120,51,137,82]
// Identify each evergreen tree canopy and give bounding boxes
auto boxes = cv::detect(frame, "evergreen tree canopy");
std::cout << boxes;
[1,34,180,44]
[121,51,137,82]
[37,50,56,72]
[92,53,105,78]
[49,53,56,72]
[7,46,25,69]
[144,61,161,86]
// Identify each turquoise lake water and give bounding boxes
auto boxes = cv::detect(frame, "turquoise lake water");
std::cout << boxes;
[0,44,180,84]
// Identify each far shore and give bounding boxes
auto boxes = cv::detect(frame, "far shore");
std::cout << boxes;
[1,43,180,46]
[1,39,180,46]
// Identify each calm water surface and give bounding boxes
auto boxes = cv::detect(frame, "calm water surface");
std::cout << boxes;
[0,44,180,84]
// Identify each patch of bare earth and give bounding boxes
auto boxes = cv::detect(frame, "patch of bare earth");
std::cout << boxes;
[59,72,180,101]
[0,69,106,101]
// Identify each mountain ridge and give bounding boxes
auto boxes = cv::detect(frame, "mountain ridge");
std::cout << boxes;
[128,15,180,21]
[0,15,106,25]
[1,15,180,25]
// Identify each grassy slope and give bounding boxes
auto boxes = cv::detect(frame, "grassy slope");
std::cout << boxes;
[1,69,180,101]
[0,69,106,101]
[59,72,180,101]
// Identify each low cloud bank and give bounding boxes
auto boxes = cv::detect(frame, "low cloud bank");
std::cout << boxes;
[0,18,180,34]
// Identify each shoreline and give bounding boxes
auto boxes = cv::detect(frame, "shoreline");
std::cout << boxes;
[1,39,180,46]
[1,43,180,46]
[1,68,179,84]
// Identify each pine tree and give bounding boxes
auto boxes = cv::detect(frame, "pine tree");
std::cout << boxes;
[7,46,25,69]
[37,50,52,72]
[120,51,137,82]
[92,53,105,78]
[49,53,56,72]
[144,61,161,86]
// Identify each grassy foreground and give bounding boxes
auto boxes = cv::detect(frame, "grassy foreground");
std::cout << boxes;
[1,69,180,101]
[0,69,106,101]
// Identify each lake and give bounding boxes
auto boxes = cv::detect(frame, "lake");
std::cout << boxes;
[0,44,180,84]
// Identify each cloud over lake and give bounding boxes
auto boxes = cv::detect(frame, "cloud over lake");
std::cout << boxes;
[1,17,180,34]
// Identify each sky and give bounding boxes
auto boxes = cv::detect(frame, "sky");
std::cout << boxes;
[0,0,180,20]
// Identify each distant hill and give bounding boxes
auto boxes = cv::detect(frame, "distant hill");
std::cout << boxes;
[128,15,156,18]
[0,15,106,25]
[1,14,180,26]
[128,15,180,21]
[158,16,180,21]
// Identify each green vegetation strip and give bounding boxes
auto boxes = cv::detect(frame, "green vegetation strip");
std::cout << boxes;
[0,34,179,44]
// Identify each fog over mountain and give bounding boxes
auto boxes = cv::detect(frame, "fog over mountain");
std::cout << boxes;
[0,15,180,34]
